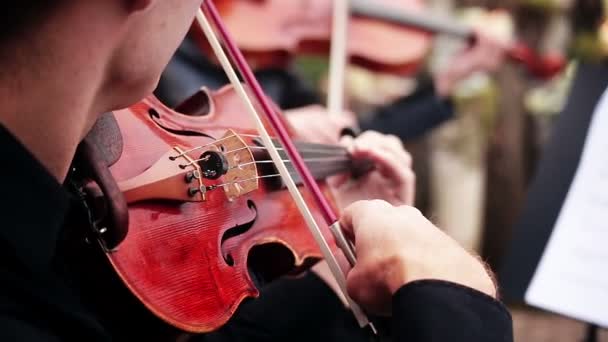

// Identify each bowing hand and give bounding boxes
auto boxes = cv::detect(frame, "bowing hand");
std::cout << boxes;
[339,200,497,316]
[313,131,415,304]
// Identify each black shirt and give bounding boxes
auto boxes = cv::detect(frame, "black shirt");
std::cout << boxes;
[0,125,513,341]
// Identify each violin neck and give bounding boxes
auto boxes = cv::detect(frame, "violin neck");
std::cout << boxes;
[291,141,374,181]
[350,0,472,40]
[253,138,374,184]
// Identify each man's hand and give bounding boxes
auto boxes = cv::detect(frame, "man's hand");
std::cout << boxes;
[313,131,415,303]
[285,105,357,144]
[434,32,507,97]
[329,131,416,210]
[340,200,496,315]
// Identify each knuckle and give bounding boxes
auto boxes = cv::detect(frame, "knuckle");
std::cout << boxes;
[402,151,413,164]
[404,168,415,180]
[344,200,369,218]
[370,199,391,209]
[336,118,350,127]
[349,200,369,211]
[360,130,381,140]
[346,271,365,302]
[348,199,390,217]
[387,134,403,146]
[400,205,422,217]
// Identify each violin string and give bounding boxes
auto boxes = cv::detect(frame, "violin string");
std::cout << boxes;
[246,134,349,152]
[207,173,283,191]
[208,158,357,191]
[182,147,349,167]
[207,156,362,191]
[240,145,348,156]
[171,134,239,158]
[247,145,349,155]
[172,133,348,160]
[229,157,351,170]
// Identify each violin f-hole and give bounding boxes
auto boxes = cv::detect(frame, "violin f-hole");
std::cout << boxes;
[220,200,258,266]
[147,108,217,139]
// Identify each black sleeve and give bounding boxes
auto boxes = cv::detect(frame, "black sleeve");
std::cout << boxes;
[193,277,511,342]
[0,270,111,342]
[359,82,454,141]
[194,272,369,342]
[392,280,513,342]
[256,68,321,109]
[0,316,62,342]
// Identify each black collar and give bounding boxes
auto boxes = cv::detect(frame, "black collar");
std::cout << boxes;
[0,125,70,274]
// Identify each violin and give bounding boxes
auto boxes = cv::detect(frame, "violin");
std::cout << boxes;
[102,85,364,332]
[349,0,566,79]
[193,0,566,79]
[193,0,431,75]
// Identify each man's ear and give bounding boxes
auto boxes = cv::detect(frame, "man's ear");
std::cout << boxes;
[127,0,153,12]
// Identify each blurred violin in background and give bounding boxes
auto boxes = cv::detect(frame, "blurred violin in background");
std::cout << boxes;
[193,0,566,79]
[193,0,432,74]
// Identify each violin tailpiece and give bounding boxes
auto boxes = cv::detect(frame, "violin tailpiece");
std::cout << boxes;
[117,130,258,204]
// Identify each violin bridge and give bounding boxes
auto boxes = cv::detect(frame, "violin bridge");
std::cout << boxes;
[215,130,258,200]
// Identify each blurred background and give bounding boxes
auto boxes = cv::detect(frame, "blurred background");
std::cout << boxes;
[290,0,608,340]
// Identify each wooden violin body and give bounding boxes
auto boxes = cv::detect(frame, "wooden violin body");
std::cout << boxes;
[195,0,565,79]
[105,86,341,332]
[194,0,432,74]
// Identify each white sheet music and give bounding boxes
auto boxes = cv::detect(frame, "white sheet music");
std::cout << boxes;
[525,87,608,328]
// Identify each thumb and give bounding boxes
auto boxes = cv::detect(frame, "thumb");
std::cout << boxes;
[338,200,365,242]
[339,199,394,242]
[339,200,383,242]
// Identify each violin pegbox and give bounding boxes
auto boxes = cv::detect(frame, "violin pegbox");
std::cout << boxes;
[116,129,258,204]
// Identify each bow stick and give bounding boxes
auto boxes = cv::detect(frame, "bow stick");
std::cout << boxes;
[326,0,360,263]
[327,0,349,118]
[196,0,375,333]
